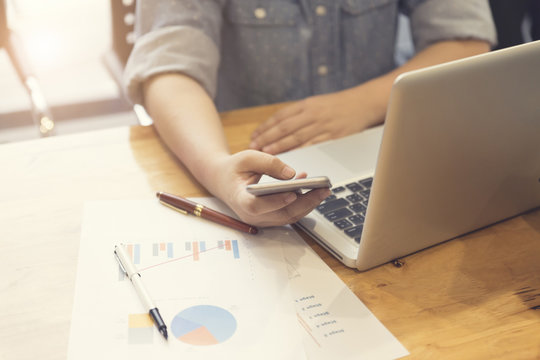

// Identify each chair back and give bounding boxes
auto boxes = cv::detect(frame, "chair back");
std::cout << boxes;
[0,0,7,47]
[110,0,136,67]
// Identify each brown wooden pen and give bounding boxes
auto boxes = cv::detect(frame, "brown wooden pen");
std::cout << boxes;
[156,192,258,235]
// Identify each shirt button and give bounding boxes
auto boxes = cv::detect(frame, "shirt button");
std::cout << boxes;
[254,8,267,19]
[315,5,327,16]
[317,65,328,76]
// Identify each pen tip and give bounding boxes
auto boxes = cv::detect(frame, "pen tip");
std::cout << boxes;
[156,192,161,199]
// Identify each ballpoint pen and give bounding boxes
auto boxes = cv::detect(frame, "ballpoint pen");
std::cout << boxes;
[156,192,259,235]
[114,244,168,340]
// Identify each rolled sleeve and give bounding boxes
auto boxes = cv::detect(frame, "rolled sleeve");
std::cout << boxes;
[408,0,497,52]
[123,0,223,105]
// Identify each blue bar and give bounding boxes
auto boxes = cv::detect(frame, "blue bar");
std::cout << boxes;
[217,240,224,249]
[232,240,240,259]
[134,244,141,264]
[152,243,159,256]
[167,243,173,258]
[185,242,191,251]
[199,241,206,252]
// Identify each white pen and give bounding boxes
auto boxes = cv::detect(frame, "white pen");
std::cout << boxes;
[114,244,168,340]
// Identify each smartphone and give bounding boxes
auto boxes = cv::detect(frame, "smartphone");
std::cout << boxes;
[246,176,332,196]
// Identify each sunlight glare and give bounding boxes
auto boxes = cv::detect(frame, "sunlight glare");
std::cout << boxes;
[22,29,65,69]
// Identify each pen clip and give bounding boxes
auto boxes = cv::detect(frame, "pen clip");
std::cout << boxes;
[114,247,128,275]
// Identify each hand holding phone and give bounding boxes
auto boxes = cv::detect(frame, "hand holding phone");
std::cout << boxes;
[246,176,332,196]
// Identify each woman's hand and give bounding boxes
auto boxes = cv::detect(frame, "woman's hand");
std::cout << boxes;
[248,40,491,156]
[208,150,331,227]
[249,87,383,155]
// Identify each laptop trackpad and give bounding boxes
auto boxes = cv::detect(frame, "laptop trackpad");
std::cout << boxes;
[281,126,383,184]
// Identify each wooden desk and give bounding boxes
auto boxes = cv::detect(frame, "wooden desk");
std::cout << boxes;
[1,103,539,359]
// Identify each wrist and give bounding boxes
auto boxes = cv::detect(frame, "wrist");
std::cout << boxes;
[341,83,388,128]
[196,153,231,200]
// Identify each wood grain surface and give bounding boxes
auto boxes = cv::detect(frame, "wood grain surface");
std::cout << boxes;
[0,102,539,359]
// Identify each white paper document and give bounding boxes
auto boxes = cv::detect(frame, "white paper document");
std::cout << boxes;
[281,235,408,359]
[68,199,407,359]
[69,200,304,360]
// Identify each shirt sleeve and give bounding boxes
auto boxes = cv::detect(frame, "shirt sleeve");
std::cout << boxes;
[403,0,497,52]
[123,0,224,105]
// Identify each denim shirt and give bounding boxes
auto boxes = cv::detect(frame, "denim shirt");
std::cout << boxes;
[124,0,496,111]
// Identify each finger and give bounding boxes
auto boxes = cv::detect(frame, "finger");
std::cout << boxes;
[250,113,311,152]
[261,187,331,225]
[300,133,333,148]
[284,188,332,221]
[235,150,296,180]
[239,191,299,216]
[260,123,322,154]
[250,102,304,141]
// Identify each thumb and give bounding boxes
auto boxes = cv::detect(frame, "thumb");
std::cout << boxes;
[237,150,296,181]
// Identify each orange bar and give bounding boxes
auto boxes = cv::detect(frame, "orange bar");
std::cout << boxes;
[127,244,133,259]
[160,242,166,251]
[193,241,199,261]
[128,313,153,328]
[225,240,231,251]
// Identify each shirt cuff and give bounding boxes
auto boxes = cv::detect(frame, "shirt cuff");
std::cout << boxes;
[123,26,220,105]
[410,0,497,52]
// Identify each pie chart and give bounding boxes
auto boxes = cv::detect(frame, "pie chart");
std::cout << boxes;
[171,305,237,345]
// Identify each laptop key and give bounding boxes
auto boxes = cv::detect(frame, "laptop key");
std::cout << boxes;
[332,186,346,193]
[346,182,363,192]
[349,203,366,213]
[346,193,363,203]
[348,214,364,225]
[359,189,371,200]
[316,198,349,214]
[345,225,363,238]
[334,219,353,229]
[325,208,353,221]
[354,236,362,244]
[359,177,373,188]
[323,194,337,202]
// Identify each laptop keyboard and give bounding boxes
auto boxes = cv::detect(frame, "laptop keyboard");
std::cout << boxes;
[315,177,373,244]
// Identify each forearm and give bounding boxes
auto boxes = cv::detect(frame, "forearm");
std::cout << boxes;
[143,73,330,225]
[343,40,491,126]
[143,73,229,195]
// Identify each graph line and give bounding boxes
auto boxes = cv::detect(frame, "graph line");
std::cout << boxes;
[139,245,222,272]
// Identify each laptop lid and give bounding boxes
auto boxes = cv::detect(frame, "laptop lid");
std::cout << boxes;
[357,40,540,270]
[276,41,540,271]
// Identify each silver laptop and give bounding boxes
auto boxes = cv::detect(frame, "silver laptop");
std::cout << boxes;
[275,40,540,271]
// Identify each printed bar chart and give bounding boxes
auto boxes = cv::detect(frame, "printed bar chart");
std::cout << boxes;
[126,244,141,264]
[153,242,174,258]
[128,313,154,345]
[118,243,141,281]
[119,239,242,279]
[232,240,239,259]
[193,242,200,261]
[188,240,240,261]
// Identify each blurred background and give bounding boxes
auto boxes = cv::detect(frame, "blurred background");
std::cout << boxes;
[0,0,139,143]
[0,0,537,144]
